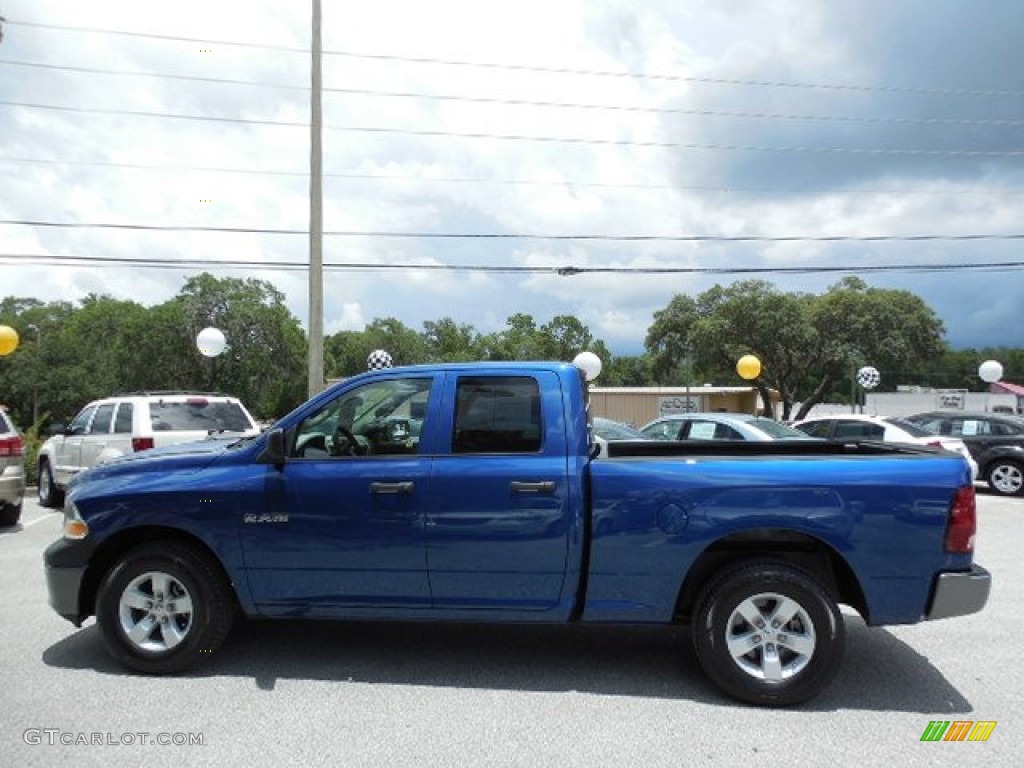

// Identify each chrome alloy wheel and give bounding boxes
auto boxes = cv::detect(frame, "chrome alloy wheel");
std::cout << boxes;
[118,571,194,653]
[725,592,816,682]
[989,462,1024,495]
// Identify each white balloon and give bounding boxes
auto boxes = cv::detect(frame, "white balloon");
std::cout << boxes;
[196,327,227,357]
[573,351,603,381]
[978,359,1004,383]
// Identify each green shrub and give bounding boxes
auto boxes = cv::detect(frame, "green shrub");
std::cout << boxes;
[22,417,47,486]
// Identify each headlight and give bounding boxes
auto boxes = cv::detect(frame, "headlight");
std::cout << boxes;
[62,501,89,540]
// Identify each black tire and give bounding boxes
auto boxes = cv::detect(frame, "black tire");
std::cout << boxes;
[37,460,64,509]
[692,559,845,707]
[986,459,1024,497]
[0,501,22,527]
[96,541,235,674]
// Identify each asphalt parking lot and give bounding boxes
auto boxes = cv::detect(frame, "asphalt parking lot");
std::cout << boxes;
[2,491,1021,768]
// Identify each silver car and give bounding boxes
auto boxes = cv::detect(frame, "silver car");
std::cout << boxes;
[0,407,26,527]
[640,412,811,442]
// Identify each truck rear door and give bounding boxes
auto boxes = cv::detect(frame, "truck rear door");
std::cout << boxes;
[423,372,572,614]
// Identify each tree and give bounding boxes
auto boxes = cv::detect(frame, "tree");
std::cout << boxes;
[168,274,307,418]
[800,277,945,418]
[422,317,483,361]
[645,278,947,419]
[645,295,699,384]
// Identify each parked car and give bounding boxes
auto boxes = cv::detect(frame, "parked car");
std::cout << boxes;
[37,391,260,508]
[903,411,1024,496]
[791,414,978,481]
[640,412,811,442]
[0,406,26,527]
[592,417,646,441]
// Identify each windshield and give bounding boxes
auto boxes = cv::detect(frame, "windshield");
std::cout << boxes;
[750,417,812,439]
[885,417,934,438]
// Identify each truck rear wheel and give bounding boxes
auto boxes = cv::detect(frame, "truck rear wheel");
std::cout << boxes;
[96,542,234,674]
[692,560,845,706]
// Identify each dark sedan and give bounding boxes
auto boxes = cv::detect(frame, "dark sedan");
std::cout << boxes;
[903,410,1024,496]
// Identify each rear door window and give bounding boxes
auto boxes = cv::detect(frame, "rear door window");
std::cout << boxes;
[89,404,115,435]
[453,377,542,454]
[834,420,884,439]
[114,403,134,433]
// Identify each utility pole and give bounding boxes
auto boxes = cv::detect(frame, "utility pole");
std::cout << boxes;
[307,0,325,397]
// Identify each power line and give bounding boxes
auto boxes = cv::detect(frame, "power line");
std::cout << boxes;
[2,251,1022,275]
[8,18,1024,98]
[5,100,1024,156]
[5,155,1022,197]
[5,218,1024,242]
[0,100,306,128]
[6,58,1024,128]
[0,58,309,91]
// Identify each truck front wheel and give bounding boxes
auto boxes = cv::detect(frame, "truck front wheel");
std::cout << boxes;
[692,560,845,706]
[96,542,234,674]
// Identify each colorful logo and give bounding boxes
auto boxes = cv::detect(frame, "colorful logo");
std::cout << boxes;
[920,721,997,742]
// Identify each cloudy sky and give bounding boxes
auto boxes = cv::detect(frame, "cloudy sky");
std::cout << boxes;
[2,0,1023,354]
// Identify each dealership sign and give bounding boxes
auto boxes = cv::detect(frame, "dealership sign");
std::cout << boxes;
[659,396,704,415]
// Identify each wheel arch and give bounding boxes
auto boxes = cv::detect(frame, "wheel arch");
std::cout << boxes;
[79,526,241,620]
[673,528,868,623]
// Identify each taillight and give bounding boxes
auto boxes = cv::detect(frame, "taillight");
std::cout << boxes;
[0,435,24,456]
[945,485,976,554]
[131,437,155,452]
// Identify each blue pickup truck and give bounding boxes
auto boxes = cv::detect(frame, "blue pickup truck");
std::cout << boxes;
[44,361,990,706]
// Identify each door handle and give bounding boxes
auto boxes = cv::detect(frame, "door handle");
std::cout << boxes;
[370,481,414,495]
[510,480,556,494]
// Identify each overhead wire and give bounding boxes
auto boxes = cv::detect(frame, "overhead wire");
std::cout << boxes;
[4,218,1024,242]
[3,100,1023,156]
[7,18,1024,97]
[5,155,1023,197]
[4,59,1024,127]
[2,251,1022,276]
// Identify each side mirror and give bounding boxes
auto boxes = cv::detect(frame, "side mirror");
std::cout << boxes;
[257,428,287,467]
[46,423,68,437]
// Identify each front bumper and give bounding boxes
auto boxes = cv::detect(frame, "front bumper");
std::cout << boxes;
[44,537,95,626]
[926,565,991,620]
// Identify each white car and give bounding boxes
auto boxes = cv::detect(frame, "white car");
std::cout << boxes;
[37,391,260,507]
[791,414,979,481]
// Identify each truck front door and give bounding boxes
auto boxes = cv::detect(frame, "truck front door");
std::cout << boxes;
[424,372,572,614]
[241,375,437,615]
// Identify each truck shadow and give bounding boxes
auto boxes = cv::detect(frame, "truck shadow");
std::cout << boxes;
[42,615,970,713]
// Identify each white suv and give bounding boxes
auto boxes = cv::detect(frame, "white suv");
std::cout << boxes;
[37,391,260,507]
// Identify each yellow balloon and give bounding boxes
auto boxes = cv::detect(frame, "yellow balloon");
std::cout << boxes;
[736,354,761,380]
[0,325,19,356]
